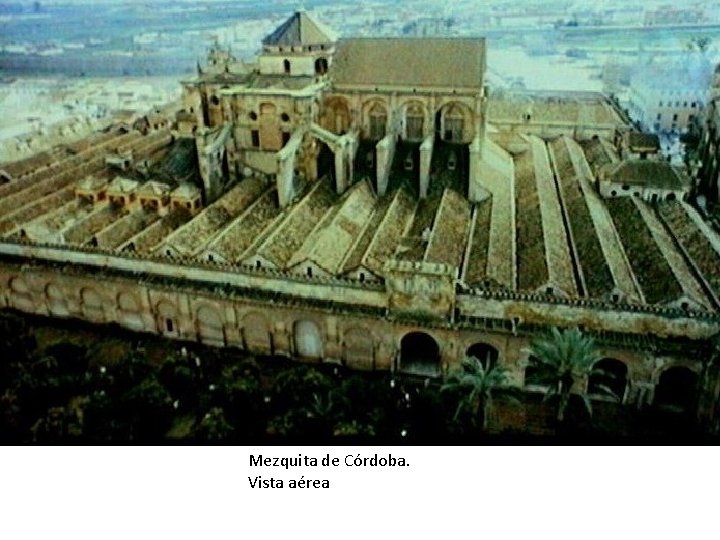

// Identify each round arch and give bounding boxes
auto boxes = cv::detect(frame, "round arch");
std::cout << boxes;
[294,319,323,359]
[435,101,474,143]
[116,291,143,331]
[314,57,328,75]
[9,277,29,294]
[196,305,225,345]
[588,358,628,402]
[343,327,374,370]
[655,365,699,411]
[241,311,272,354]
[399,331,441,376]
[465,342,499,370]
[364,101,388,141]
[117,291,140,312]
[156,300,179,336]
[402,100,428,141]
[7,277,34,312]
[45,283,69,316]
[80,287,105,321]
[320,97,351,135]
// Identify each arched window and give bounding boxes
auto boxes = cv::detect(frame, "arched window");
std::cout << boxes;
[294,320,323,358]
[368,102,387,140]
[405,103,425,140]
[321,97,351,135]
[524,356,554,389]
[343,327,374,370]
[465,342,499,370]
[400,332,440,376]
[241,312,272,353]
[283,59,291,75]
[196,306,224,345]
[655,366,698,411]
[45,283,69,316]
[315,57,328,75]
[156,301,178,336]
[441,104,465,142]
[588,358,628,401]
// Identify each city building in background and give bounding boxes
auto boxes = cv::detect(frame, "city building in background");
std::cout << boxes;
[627,53,711,135]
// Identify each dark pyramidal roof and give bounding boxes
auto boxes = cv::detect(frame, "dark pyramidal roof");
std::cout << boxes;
[262,11,337,47]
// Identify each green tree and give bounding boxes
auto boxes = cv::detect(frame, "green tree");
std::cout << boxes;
[195,407,235,442]
[441,356,512,431]
[526,327,600,424]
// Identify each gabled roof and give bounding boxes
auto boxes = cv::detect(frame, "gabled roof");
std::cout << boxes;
[330,38,485,89]
[625,131,660,152]
[137,181,171,198]
[76,175,107,192]
[262,11,337,47]
[602,160,687,191]
[171,183,201,200]
[107,176,139,194]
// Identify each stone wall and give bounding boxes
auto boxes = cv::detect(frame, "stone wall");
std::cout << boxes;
[0,253,715,413]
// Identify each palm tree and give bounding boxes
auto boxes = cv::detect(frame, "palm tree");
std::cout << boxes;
[441,355,512,431]
[526,327,600,424]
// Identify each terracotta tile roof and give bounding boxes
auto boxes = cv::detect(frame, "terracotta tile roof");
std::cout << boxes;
[107,176,139,195]
[625,132,660,151]
[0,186,75,236]
[163,177,266,256]
[254,179,337,267]
[171,183,201,200]
[331,38,485,89]
[293,181,376,274]
[137,181,171,198]
[527,135,577,297]
[362,188,415,273]
[463,197,492,287]
[76,175,108,192]
[479,137,515,290]
[602,160,687,191]
[341,190,396,273]
[205,188,282,262]
[634,199,711,309]
[548,136,615,297]
[93,210,160,249]
[424,189,471,268]
[125,211,190,254]
[658,201,720,304]
[608,197,683,305]
[514,150,549,292]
